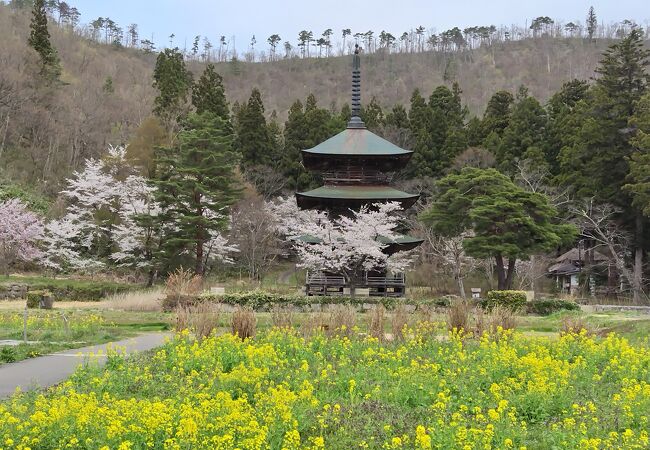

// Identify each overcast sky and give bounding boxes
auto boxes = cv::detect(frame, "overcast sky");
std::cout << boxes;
[70,0,649,52]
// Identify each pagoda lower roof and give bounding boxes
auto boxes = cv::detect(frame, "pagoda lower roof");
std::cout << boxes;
[303,128,412,156]
[296,185,419,210]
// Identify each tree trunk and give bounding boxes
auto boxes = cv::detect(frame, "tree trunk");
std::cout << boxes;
[454,264,466,298]
[495,254,507,290]
[633,212,645,303]
[195,239,204,276]
[146,269,156,288]
[505,257,517,290]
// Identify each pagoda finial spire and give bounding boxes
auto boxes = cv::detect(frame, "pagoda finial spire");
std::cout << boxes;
[348,44,365,129]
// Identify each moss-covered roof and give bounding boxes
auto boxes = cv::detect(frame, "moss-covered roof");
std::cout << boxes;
[302,128,412,156]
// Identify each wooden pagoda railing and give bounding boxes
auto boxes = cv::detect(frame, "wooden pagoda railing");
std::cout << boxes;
[305,272,406,297]
[322,169,393,185]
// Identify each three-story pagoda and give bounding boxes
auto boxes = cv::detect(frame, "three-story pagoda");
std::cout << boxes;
[296,46,422,297]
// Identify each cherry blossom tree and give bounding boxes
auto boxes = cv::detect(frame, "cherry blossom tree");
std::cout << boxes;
[43,146,158,273]
[270,198,414,292]
[0,199,44,275]
[43,145,238,280]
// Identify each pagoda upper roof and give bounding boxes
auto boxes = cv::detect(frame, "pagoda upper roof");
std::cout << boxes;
[297,185,418,201]
[302,127,412,157]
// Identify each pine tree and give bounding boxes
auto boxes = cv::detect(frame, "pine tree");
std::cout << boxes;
[152,112,240,275]
[234,88,273,168]
[586,6,597,41]
[421,167,576,289]
[28,0,61,80]
[192,63,229,121]
[152,48,192,124]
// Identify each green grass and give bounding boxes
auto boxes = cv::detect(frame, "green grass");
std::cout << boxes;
[0,309,171,365]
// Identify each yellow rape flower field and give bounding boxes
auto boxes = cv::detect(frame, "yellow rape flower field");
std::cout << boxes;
[1,325,649,449]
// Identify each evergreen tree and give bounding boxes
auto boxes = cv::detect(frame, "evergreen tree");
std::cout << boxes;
[465,117,483,146]
[361,96,385,131]
[408,89,430,133]
[497,88,548,173]
[280,100,312,190]
[339,103,352,124]
[481,90,514,139]
[545,79,589,175]
[586,6,597,41]
[559,29,650,303]
[405,89,433,178]
[421,167,576,289]
[192,63,229,121]
[152,48,192,124]
[624,92,650,215]
[560,29,650,201]
[234,88,273,168]
[152,112,240,275]
[28,0,61,80]
[385,104,409,129]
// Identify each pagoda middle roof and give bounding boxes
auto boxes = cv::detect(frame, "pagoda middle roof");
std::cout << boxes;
[302,128,412,156]
[297,185,418,201]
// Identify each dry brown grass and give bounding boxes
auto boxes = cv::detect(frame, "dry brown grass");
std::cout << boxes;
[162,268,203,311]
[327,305,356,337]
[471,305,517,336]
[174,303,221,339]
[391,303,410,342]
[446,299,471,332]
[271,305,294,328]
[105,288,164,312]
[231,307,256,339]
[489,305,517,331]
[368,305,386,342]
[301,312,327,339]
[473,306,488,336]
[560,315,595,335]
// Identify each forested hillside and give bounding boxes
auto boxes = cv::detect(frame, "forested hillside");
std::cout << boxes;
[0,1,631,189]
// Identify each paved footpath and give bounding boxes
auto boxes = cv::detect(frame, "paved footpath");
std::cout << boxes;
[0,332,171,398]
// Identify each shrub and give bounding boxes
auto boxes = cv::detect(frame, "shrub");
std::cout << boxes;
[1,279,133,302]
[198,291,452,311]
[231,307,256,339]
[26,290,52,309]
[482,290,527,311]
[527,298,581,315]
[0,346,17,363]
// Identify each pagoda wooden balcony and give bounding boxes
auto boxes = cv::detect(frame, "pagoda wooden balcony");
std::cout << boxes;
[322,169,393,185]
[305,272,406,297]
